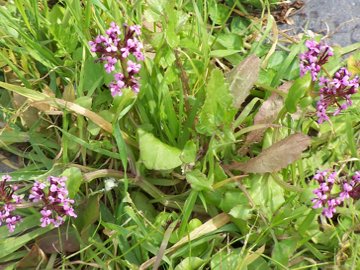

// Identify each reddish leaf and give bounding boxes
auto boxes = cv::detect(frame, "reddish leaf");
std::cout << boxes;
[16,244,47,269]
[36,227,80,254]
[246,82,292,143]
[227,133,310,173]
[226,55,261,108]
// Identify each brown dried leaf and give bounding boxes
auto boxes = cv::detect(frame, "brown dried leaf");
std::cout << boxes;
[228,133,310,173]
[226,55,261,108]
[16,244,47,269]
[12,93,40,128]
[36,227,80,254]
[246,82,292,143]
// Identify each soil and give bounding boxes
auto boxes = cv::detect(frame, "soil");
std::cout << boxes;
[284,0,360,46]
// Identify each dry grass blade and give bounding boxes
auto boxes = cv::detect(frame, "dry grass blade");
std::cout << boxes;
[152,222,177,270]
[139,213,231,269]
[0,81,135,146]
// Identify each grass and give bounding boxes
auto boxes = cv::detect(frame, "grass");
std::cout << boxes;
[1,0,360,269]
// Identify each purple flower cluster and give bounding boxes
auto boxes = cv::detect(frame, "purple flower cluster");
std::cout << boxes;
[300,40,333,81]
[0,175,77,233]
[0,175,22,232]
[29,176,76,227]
[89,22,144,96]
[316,68,359,123]
[312,170,360,218]
[300,39,359,123]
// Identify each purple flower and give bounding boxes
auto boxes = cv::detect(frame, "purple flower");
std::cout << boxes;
[312,170,360,218]
[29,176,77,228]
[0,175,22,232]
[130,25,141,36]
[300,40,333,81]
[89,23,144,95]
[127,60,141,75]
[104,56,117,73]
[316,67,359,123]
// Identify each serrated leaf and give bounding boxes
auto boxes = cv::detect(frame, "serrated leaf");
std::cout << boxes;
[197,69,236,135]
[226,55,261,108]
[228,133,311,173]
[138,129,182,170]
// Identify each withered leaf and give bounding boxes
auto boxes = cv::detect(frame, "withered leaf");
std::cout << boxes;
[226,55,261,108]
[246,81,292,143]
[36,227,80,254]
[228,133,310,173]
[16,244,47,269]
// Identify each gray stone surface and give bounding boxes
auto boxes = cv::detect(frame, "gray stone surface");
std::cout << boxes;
[284,0,360,46]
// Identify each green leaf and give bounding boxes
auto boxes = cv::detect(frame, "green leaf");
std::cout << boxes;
[285,73,311,113]
[197,69,236,135]
[211,250,240,270]
[272,238,297,267]
[209,2,230,25]
[175,257,204,270]
[186,170,213,191]
[210,50,242,57]
[131,191,157,222]
[74,195,100,239]
[249,175,285,218]
[82,57,104,96]
[62,167,83,199]
[219,191,250,219]
[0,227,51,260]
[180,141,197,164]
[138,129,182,170]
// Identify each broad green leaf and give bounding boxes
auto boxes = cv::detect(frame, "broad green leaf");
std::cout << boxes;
[0,227,51,259]
[82,57,104,96]
[75,96,92,110]
[73,195,100,239]
[249,175,285,218]
[272,238,297,267]
[186,170,213,191]
[197,69,236,135]
[219,191,252,220]
[285,73,311,113]
[226,55,261,108]
[210,50,242,57]
[208,2,230,25]
[211,250,241,270]
[175,257,204,270]
[138,129,182,170]
[62,167,83,199]
[180,141,197,164]
[131,191,157,222]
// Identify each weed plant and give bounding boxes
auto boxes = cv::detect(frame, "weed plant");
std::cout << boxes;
[1,0,360,269]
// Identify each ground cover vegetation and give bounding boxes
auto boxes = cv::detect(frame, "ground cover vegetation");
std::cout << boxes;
[1,0,360,269]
